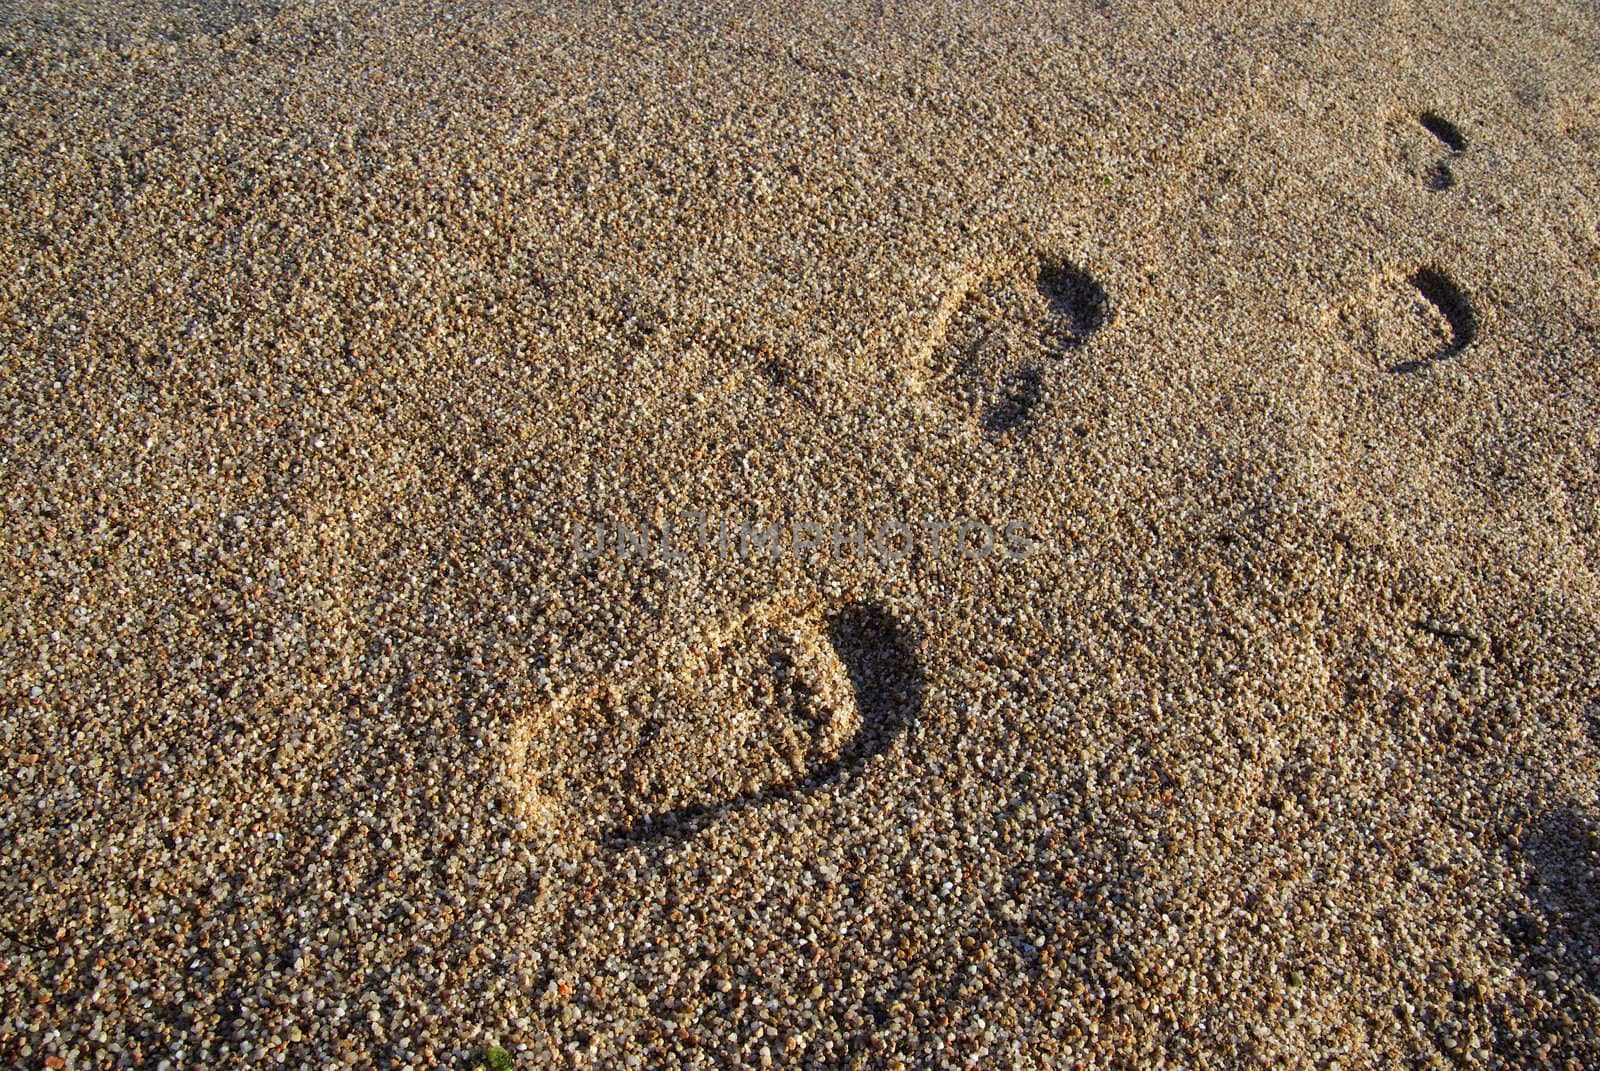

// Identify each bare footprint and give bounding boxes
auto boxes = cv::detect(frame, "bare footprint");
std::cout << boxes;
[1421,112,1469,190]
[1339,265,1478,373]
[505,597,924,842]
[918,256,1107,440]
[1392,110,1470,191]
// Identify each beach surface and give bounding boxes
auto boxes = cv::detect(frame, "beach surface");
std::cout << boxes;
[3,0,1600,1066]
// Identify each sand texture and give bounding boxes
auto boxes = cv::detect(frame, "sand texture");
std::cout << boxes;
[4,0,1600,1066]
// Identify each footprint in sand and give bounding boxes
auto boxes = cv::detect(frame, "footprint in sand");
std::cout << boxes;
[1494,806,1600,1065]
[506,598,924,842]
[1418,111,1469,191]
[1388,109,1469,191]
[917,256,1108,440]
[1340,264,1478,373]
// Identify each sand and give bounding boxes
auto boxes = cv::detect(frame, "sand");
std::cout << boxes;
[3,0,1600,1066]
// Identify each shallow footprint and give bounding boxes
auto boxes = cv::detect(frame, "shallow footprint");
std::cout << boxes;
[920,255,1108,440]
[1392,109,1470,191]
[506,597,924,842]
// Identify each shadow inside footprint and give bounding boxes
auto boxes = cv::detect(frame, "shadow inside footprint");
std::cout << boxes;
[1037,260,1108,349]
[983,364,1044,436]
[825,601,925,768]
[610,600,925,843]
[1418,112,1467,192]
[1425,161,1457,191]
[1516,809,1600,989]
[1390,267,1477,372]
[1496,806,1600,1068]
[1420,111,1469,153]
[921,255,1109,440]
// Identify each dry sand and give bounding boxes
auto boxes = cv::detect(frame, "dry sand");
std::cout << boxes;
[3,0,1600,1066]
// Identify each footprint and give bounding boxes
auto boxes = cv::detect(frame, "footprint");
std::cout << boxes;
[1420,110,1469,152]
[1036,260,1111,346]
[919,256,1108,440]
[1418,111,1469,190]
[1392,267,1477,372]
[505,597,924,842]
[1494,806,1600,1066]
[1339,265,1478,373]
[982,365,1045,436]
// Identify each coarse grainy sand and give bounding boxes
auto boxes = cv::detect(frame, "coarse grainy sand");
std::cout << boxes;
[3,0,1600,1066]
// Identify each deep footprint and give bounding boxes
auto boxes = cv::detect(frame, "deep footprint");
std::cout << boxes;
[1338,265,1479,372]
[924,255,1108,439]
[615,600,925,840]
[1420,111,1469,153]
[506,598,925,843]
[1392,267,1477,372]
[1036,260,1109,347]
